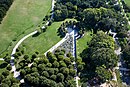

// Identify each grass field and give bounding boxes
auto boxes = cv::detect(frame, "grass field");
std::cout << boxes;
[21,22,62,55]
[125,0,130,6]
[76,31,93,57]
[22,19,76,54]
[20,19,77,55]
[0,0,51,54]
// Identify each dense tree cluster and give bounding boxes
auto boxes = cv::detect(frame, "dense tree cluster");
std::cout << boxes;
[80,7,128,33]
[0,0,13,23]
[54,0,128,36]
[17,49,84,87]
[0,71,19,87]
[54,0,120,21]
[80,31,118,85]
[58,20,77,37]
[122,45,130,68]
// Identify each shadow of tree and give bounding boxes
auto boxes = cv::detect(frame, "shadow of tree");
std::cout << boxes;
[0,62,8,68]
[32,32,40,37]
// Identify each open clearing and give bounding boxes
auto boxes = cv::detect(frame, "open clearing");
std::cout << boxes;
[21,19,77,55]
[21,22,62,55]
[76,31,93,57]
[125,0,130,6]
[0,0,51,54]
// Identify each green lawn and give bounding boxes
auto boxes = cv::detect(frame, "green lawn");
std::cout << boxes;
[21,19,77,55]
[0,0,51,54]
[125,0,130,6]
[76,31,93,57]
[21,22,62,55]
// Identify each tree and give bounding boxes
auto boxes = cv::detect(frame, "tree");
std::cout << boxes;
[57,73,64,82]
[54,68,59,74]
[57,82,64,87]
[81,31,117,69]
[42,71,49,78]
[24,74,33,84]
[46,63,52,68]
[66,52,72,57]
[32,77,39,86]
[2,78,11,86]
[31,67,38,72]
[0,0,14,23]
[43,79,51,87]
[47,68,54,75]
[26,58,31,63]
[57,55,64,61]
[80,31,118,84]
[62,68,69,75]
[59,61,67,67]
[91,48,118,69]
[0,74,4,83]
[9,76,19,85]
[38,64,45,71]
[95,66,112,83]
[11,83,19,87]
[89,31,115,50]
[0,83,9,87]
[50,75,57,80]
[4,56,10,63]
[64,58,71,65]
[53,61,59,68]
[6,64,12,71]
[24,66,31,74]
[77,65,84,72]
[20,69,26,77]
[24,55,29,60]
[50,80,57,87]
[2,70,9,77]
[122,46,130,68]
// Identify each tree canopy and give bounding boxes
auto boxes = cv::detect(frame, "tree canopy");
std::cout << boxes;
[80,31,118,84]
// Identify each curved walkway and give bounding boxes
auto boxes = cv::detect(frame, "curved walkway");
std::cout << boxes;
[0,58,4,61]
[11,31,38,77]
[10,0,55,78]
[11,31,38,58]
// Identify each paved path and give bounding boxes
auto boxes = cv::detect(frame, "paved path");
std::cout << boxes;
[44,30,79,87]
[10,0,56,78]
[0,58,4,61]
[44,31,73,55]
[11,31,38,77]
[109,29,121,82]
[11,31,38,59]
